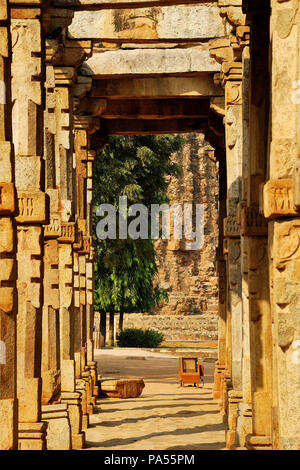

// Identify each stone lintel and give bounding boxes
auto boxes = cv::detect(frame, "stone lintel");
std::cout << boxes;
[81,48,221,78]
[99,117,208,135]
[89,97,211,120]
[91,76,223,99]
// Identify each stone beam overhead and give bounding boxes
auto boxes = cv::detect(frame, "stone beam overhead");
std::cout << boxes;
[90,76,224,98]
[81,48,220,78]
[54,0,218,10]
[85,98,211,118]
[68,4,226,42]
[98,117,207,134]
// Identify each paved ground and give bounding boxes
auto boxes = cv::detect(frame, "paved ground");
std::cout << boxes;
[85,349,226,450]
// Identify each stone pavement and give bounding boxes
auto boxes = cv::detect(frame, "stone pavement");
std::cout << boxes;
[85,349,226,450]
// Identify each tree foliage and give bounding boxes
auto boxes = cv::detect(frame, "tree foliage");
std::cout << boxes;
[93,134,185,314]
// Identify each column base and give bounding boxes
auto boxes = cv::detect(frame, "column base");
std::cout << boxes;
[72,432,86,450]
[82,413,89,430]
[226,390,243,449]
[18,422,47,450]
[213,363,226,400]
[76,379,89,430]
[41,404,71,450]
[246,435,272,450]
[61,391,85,450]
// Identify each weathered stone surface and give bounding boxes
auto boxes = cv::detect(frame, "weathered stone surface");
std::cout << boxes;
[264,179,300,219]
[16,191,48,224]
[81,47,220,77]
[68,5,225,41]
[41,404,71,450]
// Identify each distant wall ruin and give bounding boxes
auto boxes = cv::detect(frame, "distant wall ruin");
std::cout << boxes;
[124,133,219,341]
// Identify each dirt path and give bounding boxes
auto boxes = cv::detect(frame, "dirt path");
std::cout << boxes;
[85,349,226,450]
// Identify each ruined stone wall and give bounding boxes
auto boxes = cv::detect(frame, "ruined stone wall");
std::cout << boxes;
[124,133,219,341]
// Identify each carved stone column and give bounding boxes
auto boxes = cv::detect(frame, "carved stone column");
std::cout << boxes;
[223,62,244,447]
[241,2,273,450]
[264,0,300,450]
[0,0,18,450]
[73,115,100,425]
[213,151,227,402]
[59,222,85,450]
[11,2,48,449]
[41,52,62,407]
[210,7,248,447]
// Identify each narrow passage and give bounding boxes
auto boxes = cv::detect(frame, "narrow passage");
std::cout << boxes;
[85,349,226,450]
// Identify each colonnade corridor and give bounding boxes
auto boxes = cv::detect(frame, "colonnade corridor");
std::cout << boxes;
[85,350,226,451]
[1,0,300,452]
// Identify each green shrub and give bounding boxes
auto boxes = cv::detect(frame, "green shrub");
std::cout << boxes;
[116,328,164,348]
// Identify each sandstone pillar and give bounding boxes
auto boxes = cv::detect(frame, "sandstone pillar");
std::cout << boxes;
[58,223,84,450]
[52,66,87,448]
[221,63,244,448]
[73,116,98,429]
[0,0,18,450]
[11,3,48,449]
[240,4,273,450]
[213,151,227,402]
[42,61,62,407]
[264,0,300,450]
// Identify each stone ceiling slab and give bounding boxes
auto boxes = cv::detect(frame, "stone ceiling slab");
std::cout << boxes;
[54,0,217,10]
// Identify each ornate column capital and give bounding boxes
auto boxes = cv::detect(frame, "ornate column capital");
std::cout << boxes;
[73,115,100,135]
[54,66,77,87]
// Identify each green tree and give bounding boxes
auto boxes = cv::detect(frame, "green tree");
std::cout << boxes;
[93,134,185,338]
